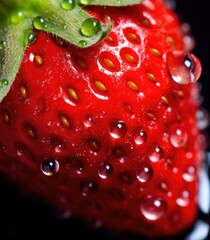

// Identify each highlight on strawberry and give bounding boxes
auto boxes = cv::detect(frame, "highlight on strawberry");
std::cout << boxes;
[0,0,207,238]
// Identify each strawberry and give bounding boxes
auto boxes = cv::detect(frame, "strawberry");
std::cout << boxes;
[0,0,206,238]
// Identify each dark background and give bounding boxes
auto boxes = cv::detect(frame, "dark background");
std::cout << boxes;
[0,1,210,239]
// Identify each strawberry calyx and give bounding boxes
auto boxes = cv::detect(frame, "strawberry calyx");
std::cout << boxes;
[0,0,144,103]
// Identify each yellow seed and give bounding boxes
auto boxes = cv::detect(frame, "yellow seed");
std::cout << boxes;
[34,55,43,65]
[147,111,156,120]
[149,48,162,57]
[94,80,107,92]
[106,36,115,44]
[160,182,168,192]
[25,124,37,139]
[127,81,139,92]
[161,96,169,105]
[60,114,71,128]
[147,72,156,83]
[103,58,116,69]
[20,85,27,98]
[176,90,185,98]
[125,54,136,63]
[141,19,150,27]
[76,58,88,69]
[166,36,175,46]
[88,139,99,151]
[126,32,138,42]
[3,111,10,124]
[68,87,78,102]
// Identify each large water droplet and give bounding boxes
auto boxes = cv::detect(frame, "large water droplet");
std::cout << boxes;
[98,162,113,179]
[78,40,88,48]
[109,120,127,139]
[136,165,153,183]
[167,51,202,85]
[176,190,190,207]
[33,16,48,30]
[169,124,188,148]
[61,0,75,10]
[40,158,59,176]
[133,128,147,145]
[80,18,102,37]
[84,116,95,128]
[183,166,197,182]
[0,79,9,87]
[148,146,164,162]
[140,195,167,221]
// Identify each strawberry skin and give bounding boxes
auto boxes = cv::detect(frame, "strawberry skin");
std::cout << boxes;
[0,0,205,238]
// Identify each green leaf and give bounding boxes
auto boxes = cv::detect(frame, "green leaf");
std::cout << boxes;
[0,20,31,102]
[31,2,112,48]
[78,0,144,6]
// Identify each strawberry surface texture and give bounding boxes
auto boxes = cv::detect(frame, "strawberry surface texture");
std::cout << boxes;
[0,0,206,238]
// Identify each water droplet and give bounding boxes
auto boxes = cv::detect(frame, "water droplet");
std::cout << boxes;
[78,40,88,47]
[84,116,95,128]
[136,165,153,183]
[80,18,102,37]
[28,32,37,44]
[98,162,113,179]
[40,158,59,176]
[183,166,197,182]
[140,195,167,221]
[148,146,164,162]
[11,11,24,24]
[133,128,147,145]
[0,79,9,87]
[169,124,188,148]
[33,16,48,30]
[80,181,98,196]
[167,50,202,85]
[176,190,190,207]
[109,120,127,139]
[61,0,75,10]
[196,108,210,130]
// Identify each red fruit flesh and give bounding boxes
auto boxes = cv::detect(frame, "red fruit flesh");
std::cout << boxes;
[0,0,205,238]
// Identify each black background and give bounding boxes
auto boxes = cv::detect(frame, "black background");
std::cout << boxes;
[0,1,210,239]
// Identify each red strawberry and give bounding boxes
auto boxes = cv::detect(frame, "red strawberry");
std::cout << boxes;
[0,0,206,238]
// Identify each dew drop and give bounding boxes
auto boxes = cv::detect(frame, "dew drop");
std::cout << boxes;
[27,32,37,44]
[80,181,98,196]
[133,128,147,145]
[140,195,167,221]
[78,40,88,47]
[98,162,113,179]
[167,50,202,85]
[169,125,188,148]
[11,11,24,24]
[61,0,75,10]
[136,165,153,183]
[84,116,95,128]
[40,158,59,176]
[176,190,190,207]
[183,166,197,182]
[148,146,164,162]
[33,16,48,30]
[0,79,9,87]
[109,120,127,139]
[80,18,102,37]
